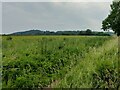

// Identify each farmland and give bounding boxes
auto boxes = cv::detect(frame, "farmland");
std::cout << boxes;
[2,36,119,88]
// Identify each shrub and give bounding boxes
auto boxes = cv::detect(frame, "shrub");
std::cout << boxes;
[6,36,12,40]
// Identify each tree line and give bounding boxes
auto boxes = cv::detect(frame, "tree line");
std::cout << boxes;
[2,29,113,36]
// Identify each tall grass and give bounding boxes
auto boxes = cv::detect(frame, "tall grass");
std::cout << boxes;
[2,36,117,88]
[53,37,119,88]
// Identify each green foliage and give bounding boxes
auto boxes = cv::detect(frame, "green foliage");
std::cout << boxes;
[6,36,12,40]
[2,36,117,88]
[92,48,119,88]
[102,1,120,36]
[85,29,92,35]
[52,37,119,88]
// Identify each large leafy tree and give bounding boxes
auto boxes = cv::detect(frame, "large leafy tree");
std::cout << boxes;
[102,0,120,36]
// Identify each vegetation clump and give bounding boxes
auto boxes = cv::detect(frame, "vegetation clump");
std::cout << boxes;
[6,36,12,40]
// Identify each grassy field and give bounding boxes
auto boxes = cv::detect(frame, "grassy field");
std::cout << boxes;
[1,36,119,89]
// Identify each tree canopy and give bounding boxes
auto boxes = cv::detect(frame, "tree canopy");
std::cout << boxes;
[102,0,120,36]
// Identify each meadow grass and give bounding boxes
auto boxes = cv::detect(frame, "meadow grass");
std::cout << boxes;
[1,35,118,88]
[52,36,119,88]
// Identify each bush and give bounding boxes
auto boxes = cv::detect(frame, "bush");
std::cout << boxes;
[6,36,12,40]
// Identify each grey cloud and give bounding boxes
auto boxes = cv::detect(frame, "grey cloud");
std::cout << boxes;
[2,2,111,34]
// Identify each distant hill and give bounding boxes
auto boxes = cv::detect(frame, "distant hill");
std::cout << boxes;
[10,30,46,35]
[5,29,115,36]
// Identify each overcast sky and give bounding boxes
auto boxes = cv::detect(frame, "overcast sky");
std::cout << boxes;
[2,2,112,34]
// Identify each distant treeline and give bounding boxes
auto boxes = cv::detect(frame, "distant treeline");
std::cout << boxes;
[2,29,114,36]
